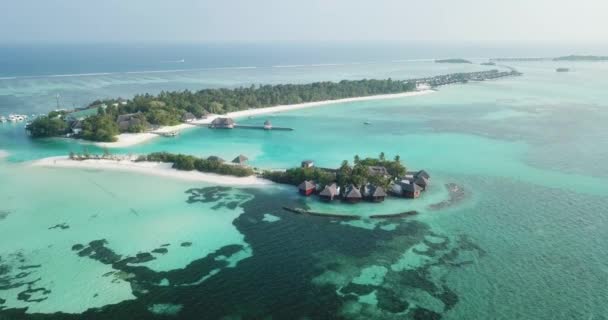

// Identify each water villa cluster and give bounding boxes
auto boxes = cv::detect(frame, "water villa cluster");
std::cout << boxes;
[297,167,430,204]
[263,155,430,205]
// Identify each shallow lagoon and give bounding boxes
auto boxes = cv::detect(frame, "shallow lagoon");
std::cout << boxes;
[1,60,608,319]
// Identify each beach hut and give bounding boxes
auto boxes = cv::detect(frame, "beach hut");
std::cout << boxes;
[207,156,225,163]
[298,181,316,196]
[210,117,235,129]
[343,185,362,203]
[232,154,249,165]
[319,183,339,201]
[263,120,272,130]
[301,160,315,168]
[181,112,196,123]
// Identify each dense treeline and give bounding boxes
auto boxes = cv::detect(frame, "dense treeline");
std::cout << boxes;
[139,152,254,177]
[27,116,68,138]
[28,78,416,141]
[262,153,407,189]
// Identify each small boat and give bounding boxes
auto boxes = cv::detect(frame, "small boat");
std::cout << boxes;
[0,116,6,123]
[364,121,371,125]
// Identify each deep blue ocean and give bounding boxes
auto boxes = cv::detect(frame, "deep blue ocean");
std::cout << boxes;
[1,43,606,78]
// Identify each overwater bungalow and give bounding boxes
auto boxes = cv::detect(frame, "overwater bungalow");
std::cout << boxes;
[343,185,362,203]
[391,181,422,199]
[298,181,316,196]
[368,185,387,202]
[263,120,272,130]
[319,183,340,201]
[232,154,249,166]
[181,112,196,123]
[210,117,235,129]
[301,160,315,168]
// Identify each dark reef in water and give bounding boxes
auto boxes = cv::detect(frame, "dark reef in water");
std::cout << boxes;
[0,186,485,320]
[429,183,467,210]
[48,223,70,230]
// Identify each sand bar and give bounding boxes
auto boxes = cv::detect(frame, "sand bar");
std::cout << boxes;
[31,156,273,187]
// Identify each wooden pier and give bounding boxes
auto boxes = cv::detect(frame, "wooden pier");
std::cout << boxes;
[282,207,418,220]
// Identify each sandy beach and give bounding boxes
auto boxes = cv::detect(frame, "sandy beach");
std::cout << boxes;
[31,156,273,186]
[97,90,434,148]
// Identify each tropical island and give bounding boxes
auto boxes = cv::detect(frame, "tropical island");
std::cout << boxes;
[435,58,472,64]
[40,151,429,205]
[26,68,521,144]
[553,55,608,61]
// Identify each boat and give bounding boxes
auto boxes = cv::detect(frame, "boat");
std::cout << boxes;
[364,121,371,125]
[0,116,6,123]
[8,114,27,122]
[556,68,570,73]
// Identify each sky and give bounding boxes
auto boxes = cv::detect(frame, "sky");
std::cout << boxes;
[1,0,607,44]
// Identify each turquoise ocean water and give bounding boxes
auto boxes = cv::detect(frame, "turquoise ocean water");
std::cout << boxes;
[1,45,607,319]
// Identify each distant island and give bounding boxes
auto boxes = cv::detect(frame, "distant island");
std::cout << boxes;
[26,68,521,143]
[556,68,570,73]
[435,58,472,64]
[480,62,496,66]
[553,55,608,61]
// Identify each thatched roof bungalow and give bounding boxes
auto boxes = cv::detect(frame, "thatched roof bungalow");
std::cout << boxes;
[343,185,362,203]
[116,113,144,132]
[319,183,339,201]
[210,117,235,129]
[232,154,249,165]
[369,186,387,202]
[367,166,389,177]
[298,180,316,196]
[391,180,422,199]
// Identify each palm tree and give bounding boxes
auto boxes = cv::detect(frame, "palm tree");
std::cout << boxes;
[354,155,361,165]
[394,155,400,163]
[379,152,385,161]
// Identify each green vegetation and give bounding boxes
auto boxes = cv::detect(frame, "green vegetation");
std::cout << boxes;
[138,152,254,177]
[27,116,68,138]
[553,55,608,61]
[28,78,417,142]
[262,153,406,189]
[435,58,472,64]
[80,114,120,142]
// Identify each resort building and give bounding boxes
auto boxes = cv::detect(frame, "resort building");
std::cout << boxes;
[181,112,196,123]
[366,185,387,202]
[70,120,83,135]
[116,113,144,131]
[298,181,317,196]
[210,117,235,129]
[301,160,315,168]
[232,154,249,166]
[391,180,422,199]
[263,120,272,130]
[319,183,340,201]
[343,185,363,203]
[367,166,389,177]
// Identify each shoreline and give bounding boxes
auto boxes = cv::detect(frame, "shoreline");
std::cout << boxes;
[0,150,8,159]
[31,156,273,187]
[96,90,434,148]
